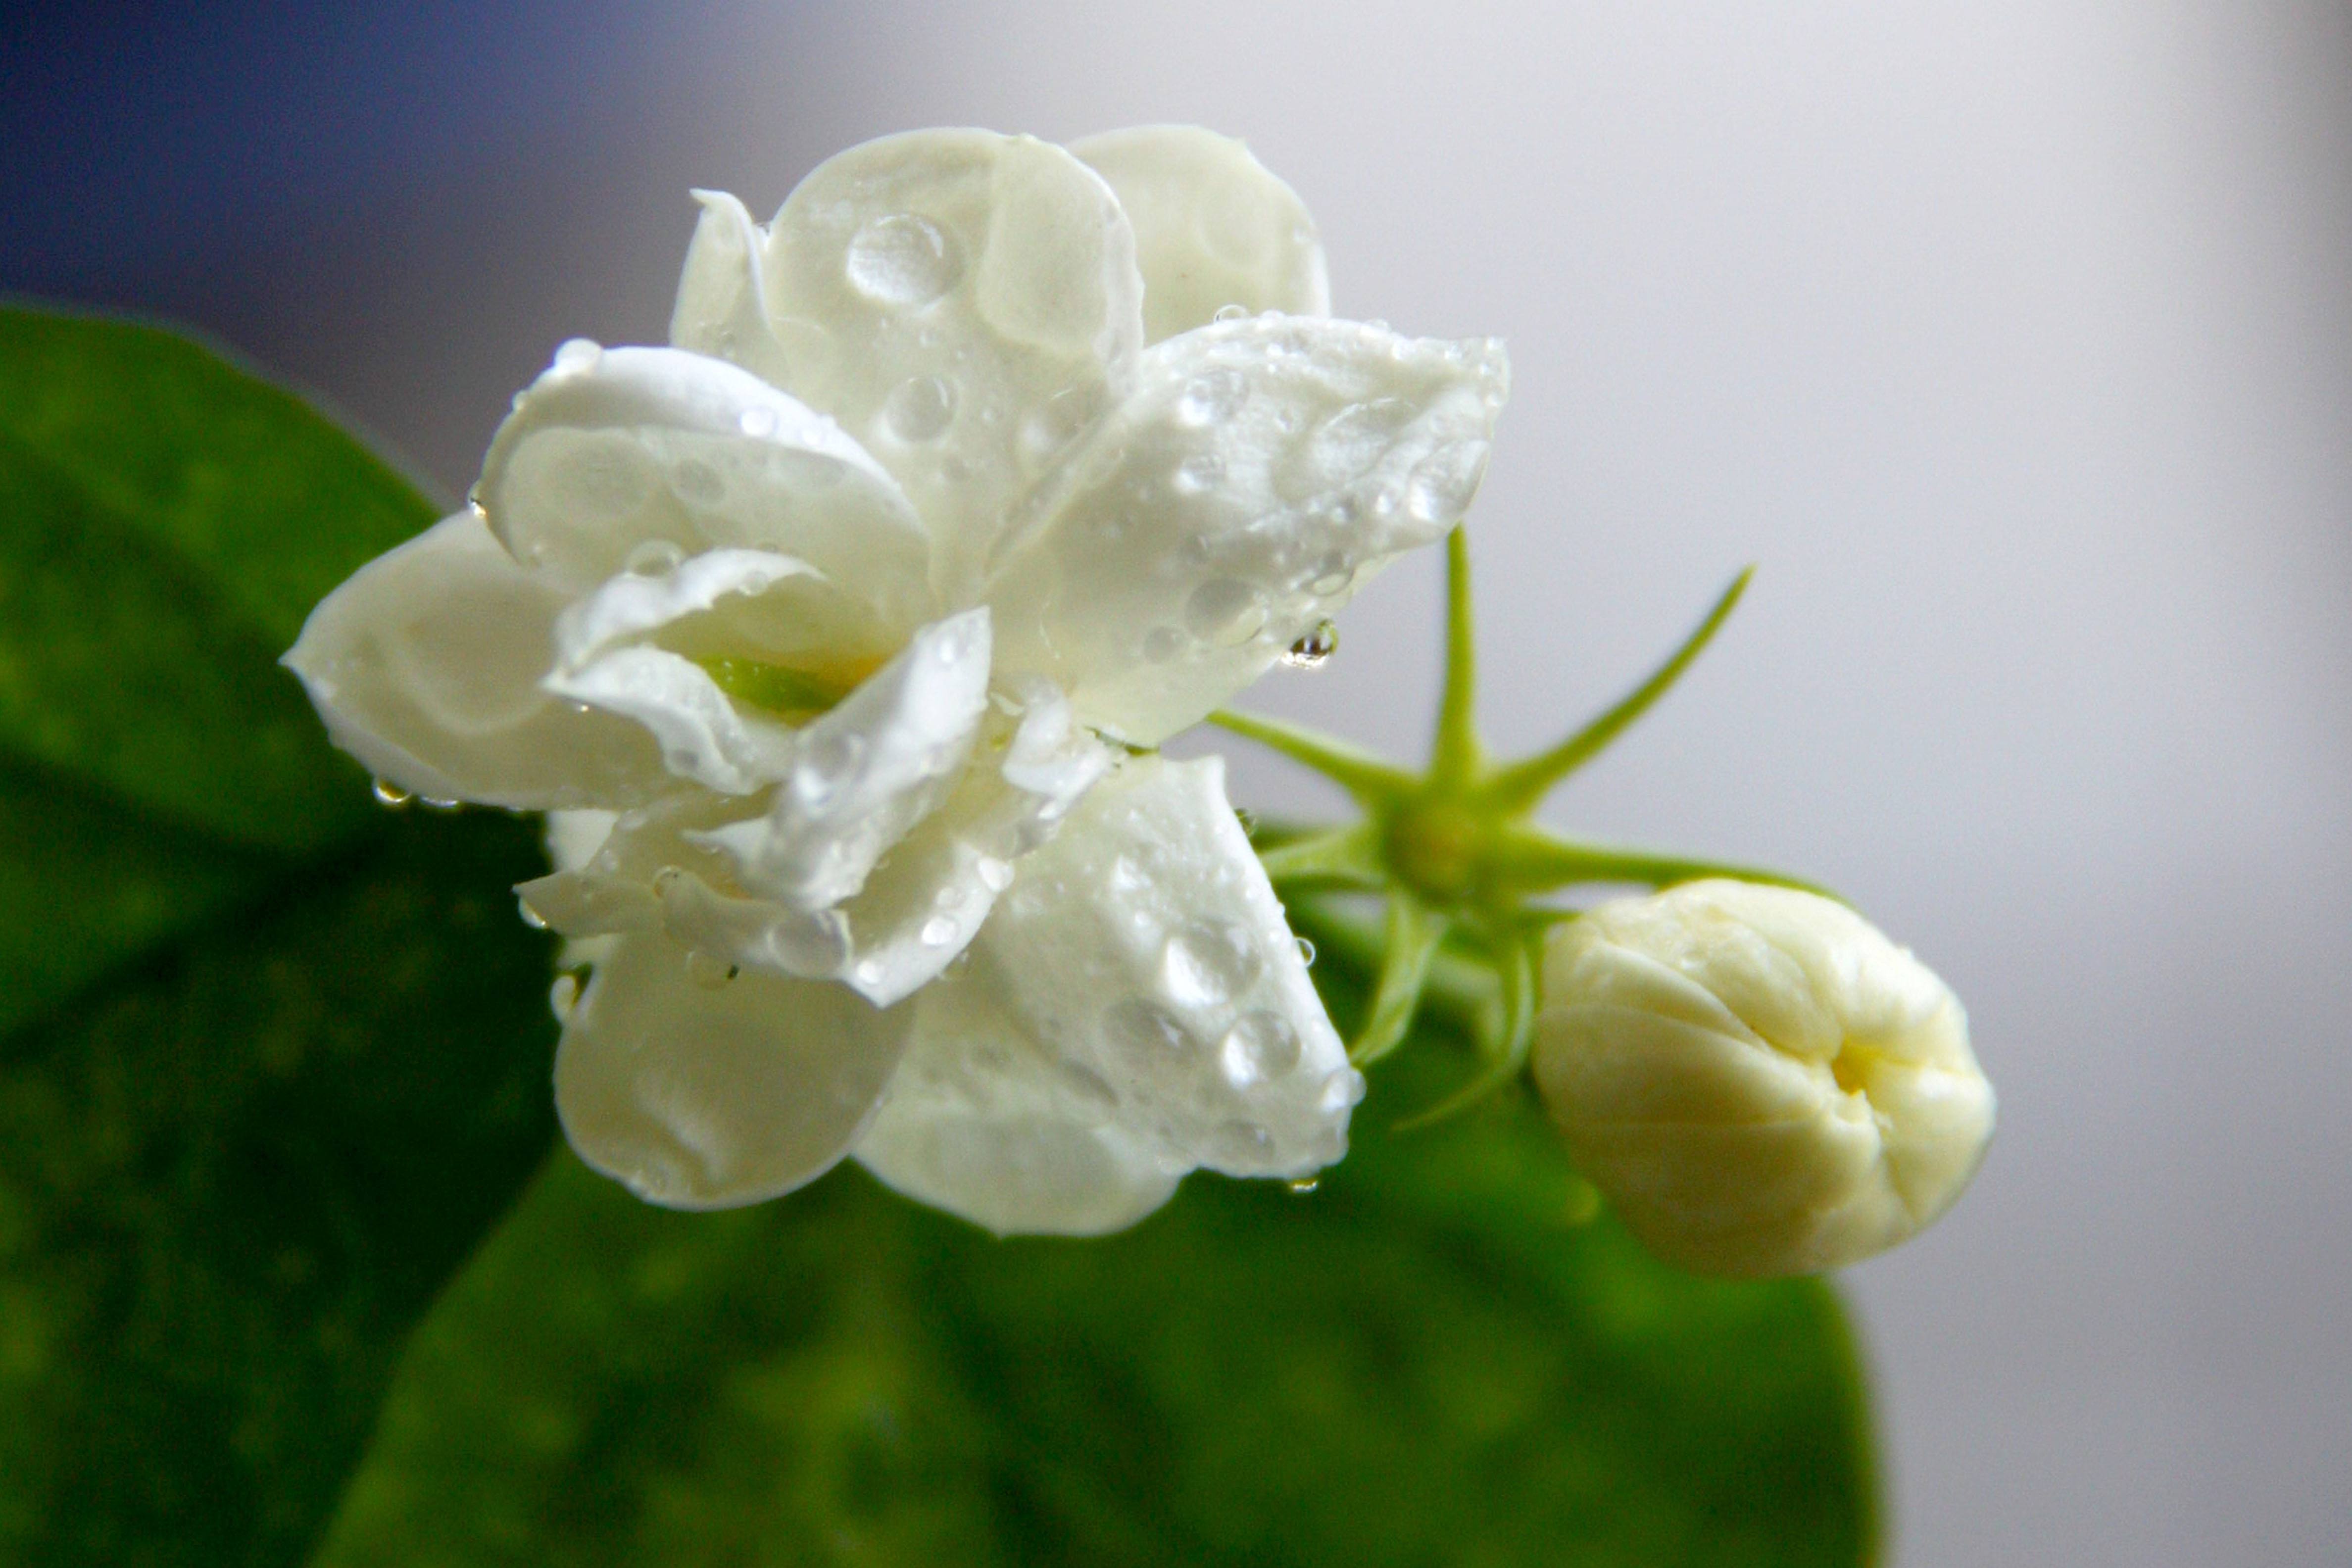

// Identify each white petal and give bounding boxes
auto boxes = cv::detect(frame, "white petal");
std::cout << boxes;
[282,512,667,809]
[855,752,1358,1235]
[691,610,991,910]
[542,546,901,796]
[855,956,1181,1235]
[556,932,910,1209]
[671,132,1146,597]
[521,677,1110,1010]
[476,343,932,627]
[984,315,1510,744]
[826,683,1116,1006]
[1072,125,1330,343]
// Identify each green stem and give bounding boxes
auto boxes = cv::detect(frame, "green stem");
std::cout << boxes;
[1428,526,1484,787]
[1480,567,1752,815]
[1208,709,1415,805]
[1486,823,1840,901]
[1350,893,1448,1067]
[1393,925,1539,1130]
[1256,823,1389,890]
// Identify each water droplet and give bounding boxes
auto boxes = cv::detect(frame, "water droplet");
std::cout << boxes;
[1175,369,1248,428]
[1162,919,1263,1008]
[1404,439,1491,525]
[1212,1119,1274,1163]
[1316,1068,1366,1114]
[419,795,461,811]
[793,731,867,811]
[624,538,685,576]
[1294,936,1317,968]
[737,405,778,439]
[976,855,1014,892]
[1213,302,1250,322]
[370,778,413,808]
[1183,579,1268,646]
[855,957,886,987]
[516,897,550,931]
[1288,1177,1320,1196]
[1233,807,1258,836]
[549,973,581,1024]
[1104,997,1192,1062]
[552,337,602,374]
[1140,626,1186,664]
[465,486,490,525]
[669,458,724,504]
[1219,1010,1301,1088]
[1172,452,1225,495]
[1282,619,1339,669]
[920,915,958,947]
[686,950,738,989]
[845,212,960,305]
[882,374,957,442]
[1057,1059,1119,1114]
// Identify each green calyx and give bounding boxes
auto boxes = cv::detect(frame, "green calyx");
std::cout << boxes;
[1215,527,1831,1123]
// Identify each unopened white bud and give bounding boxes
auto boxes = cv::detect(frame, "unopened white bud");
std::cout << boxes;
[1533,880,1994,1277]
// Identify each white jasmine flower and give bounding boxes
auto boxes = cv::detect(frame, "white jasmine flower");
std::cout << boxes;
[1533,880,1994,1276]
[284,126,1507,1233]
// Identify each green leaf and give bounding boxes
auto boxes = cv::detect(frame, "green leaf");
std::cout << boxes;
[0,306,437,851]
[0,306,556,1567]
[0,812,561,1567]
[311,987,1875,1568]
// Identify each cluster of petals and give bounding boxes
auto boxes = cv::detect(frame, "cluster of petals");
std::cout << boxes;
[1534,880,1996,1276]
[286,125,1510,1234]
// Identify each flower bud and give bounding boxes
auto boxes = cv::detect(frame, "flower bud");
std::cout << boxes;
[1533,880,1993,1277]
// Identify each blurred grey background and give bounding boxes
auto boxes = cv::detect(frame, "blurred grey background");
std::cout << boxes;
[8,1,2348,1560]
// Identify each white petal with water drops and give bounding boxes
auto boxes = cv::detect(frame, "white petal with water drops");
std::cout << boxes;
[283,511,669,810]
[556,931,912,1209]
[671,129,1145,599]
[982,314,1509,744]
[1072,124,1330,343]
[855,752,1357,1234]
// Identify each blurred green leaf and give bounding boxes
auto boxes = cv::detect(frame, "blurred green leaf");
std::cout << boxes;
[0,307,556,1568]
[311,1013,1873,1568]
[0,307,435,852]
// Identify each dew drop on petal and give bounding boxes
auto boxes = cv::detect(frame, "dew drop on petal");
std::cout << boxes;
[1219,1010,1302,1088]
[920,915,958,947]
[1288,1177,1320,1195]
[882,374,957,442]
[1183,579,1268,646]
[1404,439,1492,525]
[1213,302,1250,323]
[738,404,780,439]
[623,539,685,577]
[855,957,886,988]
[1317,1067,1367,1114]
[845,212,960,305]
[370,778,414,808]
[548,973,580,1024]
[419,795,461,812]
[1104,997,1193,1063]
[1162,919,1263,1009]
[794,732,867,811]
[1282,619,1339,669]
[464,486,490,526]
[1295,936,1318,968]
[1175,369,1248,428]
[976,855,1014,892]
[516,896,550,931]
[1213,1119,1274,1162]
[1172,452,1225,495]
[552,337,603,375]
